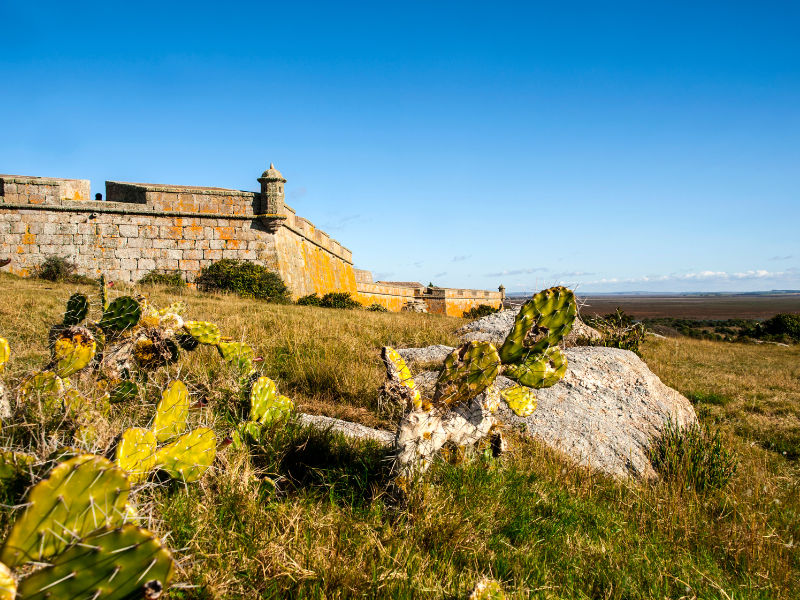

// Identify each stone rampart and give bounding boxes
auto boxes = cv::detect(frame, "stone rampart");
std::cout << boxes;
[0,171,355,299]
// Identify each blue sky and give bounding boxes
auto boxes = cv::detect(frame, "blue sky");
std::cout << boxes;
[1,1,798,292]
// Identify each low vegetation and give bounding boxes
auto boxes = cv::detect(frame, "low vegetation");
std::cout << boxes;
[462,304,500,319]
[0,274,798,598]
[195,258,290,302]
[297,291,363,309]
[139,269,187,287]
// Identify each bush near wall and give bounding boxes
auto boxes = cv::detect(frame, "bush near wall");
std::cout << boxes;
[195,259,290,302]
[139,270,186,288]
[463,304,500,319]
[32,256,95,284]
[297,292,362,310]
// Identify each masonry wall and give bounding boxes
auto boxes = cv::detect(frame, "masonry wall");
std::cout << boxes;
[0,176,356,298]
[355,282,415,311]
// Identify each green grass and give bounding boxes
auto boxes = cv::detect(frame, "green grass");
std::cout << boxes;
[0,274,799,598]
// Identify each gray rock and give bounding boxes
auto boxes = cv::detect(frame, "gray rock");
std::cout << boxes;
[457,308,601,346]
[397,345,455,366]
[411,345,696,480]
[297,413,394,446]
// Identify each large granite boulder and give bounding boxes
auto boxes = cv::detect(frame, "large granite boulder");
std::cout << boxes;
[406,345,696,480]
[457,309,602,346]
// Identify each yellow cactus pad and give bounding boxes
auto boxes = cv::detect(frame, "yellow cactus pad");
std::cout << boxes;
[153,380,190,442]
[0,338,9,374]
[217,341,255,374]
[382,347,422,408]
[116,427,158,483]
[52,327,96,377]
[184,321,221,345]
[0,562,15,600]
[159,301,187,316]
[500,385,537,417]
[154,427,216,482]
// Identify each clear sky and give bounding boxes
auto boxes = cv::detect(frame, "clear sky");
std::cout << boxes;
[1,1,798,293]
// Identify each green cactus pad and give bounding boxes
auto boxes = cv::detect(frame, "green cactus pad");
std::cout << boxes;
[184,320,221,345]
[154,427,216,482]
[217,341,255,374]
[434,342,501,407]
[250,377,294,425]
[153,380,190,442]
[116,427,157,484]
[0,337,9,374]
[17,371,65,407]
[0,451,35,482]
[232,421,263,448]
[63,293,90,326]
[109,379,139,404]
[382,347,422,408]
[0,562,15,600]
[500,385,538,417]
[0,455,129,567]
[52,326,96,377]
[499,286,577,365]
[17,524,175,600]
[99,274,109,311]
[504,346,567,389]
[97,296,142,332]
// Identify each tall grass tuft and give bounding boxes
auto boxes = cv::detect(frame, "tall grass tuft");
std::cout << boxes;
[649,420,738,492]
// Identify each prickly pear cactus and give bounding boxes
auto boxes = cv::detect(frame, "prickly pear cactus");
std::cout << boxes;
[184,320,221,345]
[16,524,174,600]
[434,341,501,407]
[154,427,216,482]
[503,346,567,389]
[0,562,15,600]
[217,341,255,374]
[109,379,139,404]
[0,451,35,482]
[0,337,9,373]
[52,326,96,377]
[97,296,142,332]
[0,455,129,567]
[500,385,537,417]
[116,427,157,483]
[250,376,293,424]
[99,274,109,311]
[468,578,506,600]
[499,286,577,364]
[232,420,263,448]
[381,347,422,409]
[153,380,189,442]
[63,292,89,326]
[17,371,64,406]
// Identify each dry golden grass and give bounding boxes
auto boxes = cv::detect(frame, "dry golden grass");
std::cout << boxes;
[1,273,799,599]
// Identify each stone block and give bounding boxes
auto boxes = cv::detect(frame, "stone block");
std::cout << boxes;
[204,249,222,260]
[167,249,183,260]
[177,240,194,250]
[154,258,179,270]
[153,238,177,249]
[138,258,156,271]
[118,224,139,237]
[119,258,137,271]
[178,259,200,271]
[183,249,203,260]
[209,239,225,250]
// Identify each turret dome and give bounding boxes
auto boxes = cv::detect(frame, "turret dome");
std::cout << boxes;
[260,163,286,181]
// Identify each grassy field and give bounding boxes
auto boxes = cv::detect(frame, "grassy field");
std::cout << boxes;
[0,273,798,599]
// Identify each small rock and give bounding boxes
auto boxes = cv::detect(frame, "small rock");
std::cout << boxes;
[296,413,394,445]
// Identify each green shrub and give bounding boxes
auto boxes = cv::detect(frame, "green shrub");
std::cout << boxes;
[462,304,500,320]
[762,313,800,340]
[33,256,94,284]
[195,259,290,302]
[297,293,323,307]
[321,292,361,310]
[367,303,388,312]
[579,309,647,356]
[138,270,186,288]
[648,420,738,492]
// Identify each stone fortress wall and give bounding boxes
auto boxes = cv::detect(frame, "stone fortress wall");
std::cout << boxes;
[0,166,502,315]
